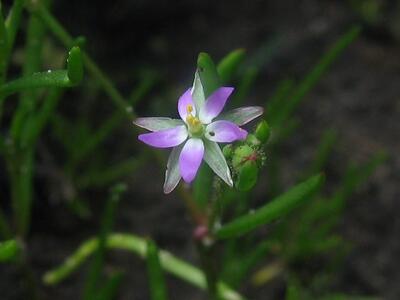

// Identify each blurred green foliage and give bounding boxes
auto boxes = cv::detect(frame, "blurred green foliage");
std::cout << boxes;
[0,1,386,300]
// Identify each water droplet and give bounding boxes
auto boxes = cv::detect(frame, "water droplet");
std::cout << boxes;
[47,70,51,73]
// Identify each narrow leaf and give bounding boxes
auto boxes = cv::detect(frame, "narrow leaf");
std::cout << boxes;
[146,240,168,300]
[0,46,83,98]
[5,0,24,56]
[11,10,47,142]
[307,129,337,176]
[0,239,19,262]
[217,49,246,83]
[78,155,146,189]
[197,52,220,97]
[231,66,258,107]
[0,3,7,85]
[215,174,324,239]
[83,184,126,300]
[270,26,361,127]
[67,46,83,84]
[96,272,124,300]
[43,233,245,300]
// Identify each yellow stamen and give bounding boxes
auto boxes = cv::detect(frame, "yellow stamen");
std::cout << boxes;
[185,104,203,135]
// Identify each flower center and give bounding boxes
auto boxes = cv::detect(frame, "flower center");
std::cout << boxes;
[186,104,204,137]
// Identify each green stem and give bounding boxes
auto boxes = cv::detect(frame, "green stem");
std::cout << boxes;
[83,184,124,300]
[10,148,35,237]
[18,246,40,300]
[11,8,47,141]
[0,0,25,115]
[5,0,25,59]
[197,242,219,300]
[0,207,12,239]
[0,2,8,90]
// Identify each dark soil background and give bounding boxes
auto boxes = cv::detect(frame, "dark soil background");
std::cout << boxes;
[1,0,400,299]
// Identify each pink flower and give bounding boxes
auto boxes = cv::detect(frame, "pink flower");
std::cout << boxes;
[134,72,263,194]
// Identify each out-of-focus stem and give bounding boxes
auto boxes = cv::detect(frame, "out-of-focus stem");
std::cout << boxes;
[197,241,219,300]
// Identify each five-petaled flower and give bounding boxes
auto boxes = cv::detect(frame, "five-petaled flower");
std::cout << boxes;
[134,72,263,194]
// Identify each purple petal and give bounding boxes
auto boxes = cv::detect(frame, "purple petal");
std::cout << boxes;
[138,125,188,148]
[217,106,264,126]
[205,120,247,143]
[179,138,204,183]
[199,87,234,124]
[178,88,196,121]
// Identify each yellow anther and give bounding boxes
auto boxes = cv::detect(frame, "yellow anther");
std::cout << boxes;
[186,114,194,125]
[187,104,193,114]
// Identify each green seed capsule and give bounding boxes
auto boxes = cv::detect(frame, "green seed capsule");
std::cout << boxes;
[235,161,258,191]
[232,145,254,169]
[223,144,233,158]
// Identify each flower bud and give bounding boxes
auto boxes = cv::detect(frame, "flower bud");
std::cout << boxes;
[255,120,270,143]
[245,133,261,147]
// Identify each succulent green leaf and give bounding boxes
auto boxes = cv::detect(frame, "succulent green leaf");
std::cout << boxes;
[215,174,324,239]
[43,233,244,300]
[146,240,168,300]
[0,46,83,98]
[231,67,258,106]
[268,26,361,127]
[5,0,24,56]
[197,52,221,97]
[0,239,19,262]
[95,272,124,300]
[235,161,258,191]
[0,3,7,84]
[83,184,124,300]
[67,46,83,84]
[255,120,270,143]
[217,49,246,83]
[0,70,72,97]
